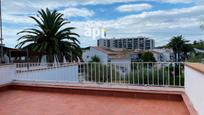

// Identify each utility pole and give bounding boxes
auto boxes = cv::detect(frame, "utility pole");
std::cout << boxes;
[0,0,3,62]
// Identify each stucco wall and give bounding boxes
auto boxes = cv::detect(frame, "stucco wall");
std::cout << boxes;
[82,47,108,64]
[15,65,79,83]
[185,66,204,115]
[0,65,16,85]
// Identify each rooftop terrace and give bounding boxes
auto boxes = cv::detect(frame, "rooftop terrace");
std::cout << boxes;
[0,62,203,115]
[0,85,189,115]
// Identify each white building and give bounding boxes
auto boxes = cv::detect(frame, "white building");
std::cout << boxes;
[83,47,131,64]
[97,37,155,50]
[83,47,174,63]
[82,47,131,75]
[194,48,204,53]
[150,49,174,62]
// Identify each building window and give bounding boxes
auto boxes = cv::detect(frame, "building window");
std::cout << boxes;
[114,40,118,48]
[108,58,111,62]
[127,39,132,49]
[97,41,99,46]
[118,40,122,48]
[107,40,110,48]
[123,39,126,48]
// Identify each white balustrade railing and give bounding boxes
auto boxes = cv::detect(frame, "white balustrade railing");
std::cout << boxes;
[78,62,184,87]
[12,62,185,87]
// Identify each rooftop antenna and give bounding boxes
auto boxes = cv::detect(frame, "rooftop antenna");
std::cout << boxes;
[0,0,3,61]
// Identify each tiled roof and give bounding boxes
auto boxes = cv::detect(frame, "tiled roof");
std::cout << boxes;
[91,47,169,59]
[91,47,130,59]
[91,47,118,55]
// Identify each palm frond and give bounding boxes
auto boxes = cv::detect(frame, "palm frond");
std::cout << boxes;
[16,8,82,62]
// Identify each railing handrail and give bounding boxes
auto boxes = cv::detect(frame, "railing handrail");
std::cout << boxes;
[78,62,185,88]
[14,62,185,88]
[77,62,184,64]
[15,62,78,73]
[14,62,185,65]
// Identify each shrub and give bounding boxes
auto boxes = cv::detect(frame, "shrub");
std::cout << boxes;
[82,63,119,83]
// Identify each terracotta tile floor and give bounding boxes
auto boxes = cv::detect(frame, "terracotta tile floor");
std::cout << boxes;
[0,90,189,115]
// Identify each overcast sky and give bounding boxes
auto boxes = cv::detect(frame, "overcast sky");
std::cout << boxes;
[1,0,204,48]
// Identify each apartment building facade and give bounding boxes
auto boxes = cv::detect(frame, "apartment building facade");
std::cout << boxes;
[97,37,155,50]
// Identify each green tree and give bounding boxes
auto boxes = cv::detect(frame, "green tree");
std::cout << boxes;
[90,55,100,62]
[182,44,193,61]
[192,40,204,50]
[139,52,156,62]
[16,8,81,62]
[167,35,190,62]
[188,40,204,62]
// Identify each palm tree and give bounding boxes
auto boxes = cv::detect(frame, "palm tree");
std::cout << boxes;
[16,8,81,62]
[167,35,189,62]
[182,44,193,61]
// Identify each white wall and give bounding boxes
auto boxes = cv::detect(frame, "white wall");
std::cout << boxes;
[82,47,108,64]
[111,59,131,76]
[0,65,16,85]
[111,58,131,65]
[151,49,173,62]
[185,66,204,115]
[15,65,79,83]
[162,52,171,62]
[153,53,160,62]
